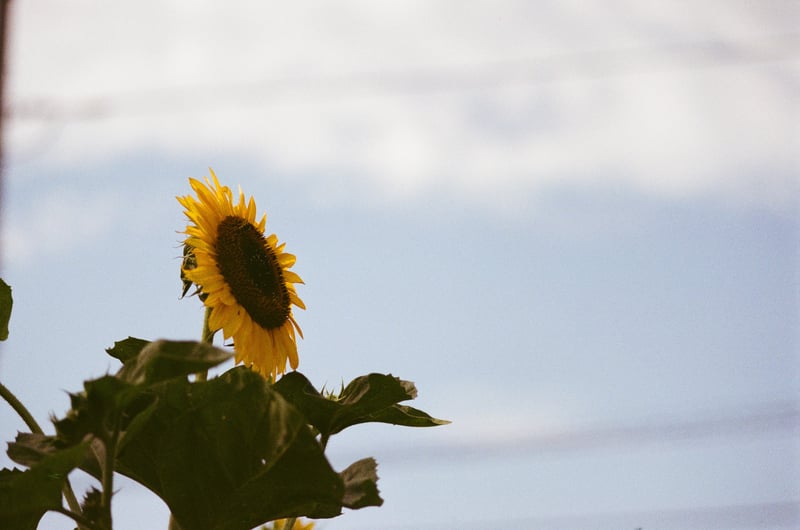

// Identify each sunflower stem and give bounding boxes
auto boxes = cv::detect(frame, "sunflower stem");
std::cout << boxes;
[100,429,119,530]
[0,381,42,434]
[0,382,86,525]
[196,305,215,382]
[62,482,87,529]
[52,506,102,530]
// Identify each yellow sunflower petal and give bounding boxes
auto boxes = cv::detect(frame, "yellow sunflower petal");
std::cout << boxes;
[278,252,296,267]
[288,291,306,310]
[246,196,257,223]
[282,270,304,285]
[289,313,304,339]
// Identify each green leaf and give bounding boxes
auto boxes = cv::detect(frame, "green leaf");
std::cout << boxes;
[106,336,151,364]
[0,279,11,341]
[360,404,451,428]
[48,340,229,477]
[0,442,88,529]
[53,375,149,446]
[116,339,233,385]
[0,469,42,530]
[115,367,348,530]
[7,432,104,481]
[116,393,160,454]
[273,372,449,437]
[331,373,418,433]
[80,487,104,528]
[270,372,340,434]
[7,433,61,468]
[340,458,383,510]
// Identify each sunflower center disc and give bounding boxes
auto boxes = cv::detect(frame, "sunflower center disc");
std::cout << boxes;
[215,216,291,330]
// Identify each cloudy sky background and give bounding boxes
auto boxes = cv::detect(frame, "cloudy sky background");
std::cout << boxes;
[1,1,798,529]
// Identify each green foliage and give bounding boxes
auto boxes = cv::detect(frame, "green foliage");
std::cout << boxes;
[114,339,233,385]
[340,458,383,509]
[0,278,11,341]
[81,487,105,528]
[112,366,358,529]
[0,442,88,529]
[105,337,151,363]
[7,432,70,469]
[2,328,447,529]
[273,372,450,439]
[53,375,151,446]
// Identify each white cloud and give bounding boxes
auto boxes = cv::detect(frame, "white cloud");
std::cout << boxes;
[8,0,799,213]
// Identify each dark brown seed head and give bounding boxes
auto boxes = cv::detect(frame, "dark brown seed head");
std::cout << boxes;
[214,216,291,330]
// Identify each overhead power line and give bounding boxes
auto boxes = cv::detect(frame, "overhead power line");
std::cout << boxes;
[338,501,800,530]
[328,400,800,465]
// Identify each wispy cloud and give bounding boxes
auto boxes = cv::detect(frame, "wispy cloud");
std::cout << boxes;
[8,1,798,213]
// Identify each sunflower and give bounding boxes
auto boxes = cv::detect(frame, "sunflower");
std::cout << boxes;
[178,169,305,380]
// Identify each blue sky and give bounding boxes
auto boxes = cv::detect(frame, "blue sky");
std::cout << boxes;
[1,2,798,529]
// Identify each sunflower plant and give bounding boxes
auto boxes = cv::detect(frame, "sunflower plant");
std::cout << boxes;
[0,170,448,530]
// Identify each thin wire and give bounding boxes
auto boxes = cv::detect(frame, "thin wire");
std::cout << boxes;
[329,400,800,465]
[335,500,800,530]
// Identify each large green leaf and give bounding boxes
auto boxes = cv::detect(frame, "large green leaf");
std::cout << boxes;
[115,366,354,530]
[0,442,88,529]
[273,372,449,438]
[115,339,233,385]
[0,279,11,341]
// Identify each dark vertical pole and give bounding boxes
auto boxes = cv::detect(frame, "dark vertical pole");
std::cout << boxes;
[0,0,10,271]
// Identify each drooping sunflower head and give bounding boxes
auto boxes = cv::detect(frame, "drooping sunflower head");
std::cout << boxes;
[178,169,305,380]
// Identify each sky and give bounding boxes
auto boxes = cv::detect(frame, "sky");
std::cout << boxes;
[1,1,798,529]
